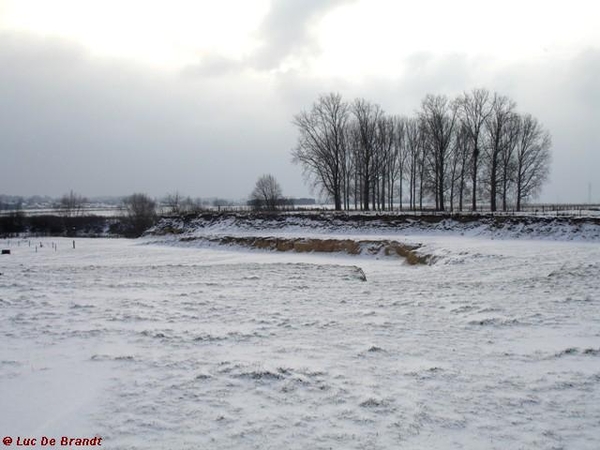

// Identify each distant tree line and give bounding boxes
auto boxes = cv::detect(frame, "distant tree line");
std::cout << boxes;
[292,89,551,212]
[0,214,117,237]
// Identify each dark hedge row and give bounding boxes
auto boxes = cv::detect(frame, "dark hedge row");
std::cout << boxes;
[0,214,123,237]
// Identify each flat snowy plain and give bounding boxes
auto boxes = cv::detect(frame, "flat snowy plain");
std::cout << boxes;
[1,231,599,449]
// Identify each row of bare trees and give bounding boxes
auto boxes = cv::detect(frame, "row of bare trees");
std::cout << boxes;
[292,89,551,212]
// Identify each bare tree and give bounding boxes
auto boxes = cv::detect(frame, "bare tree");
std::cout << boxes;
[352,98,384,210]
[250,174,283,211]
[499,113,521,211]
[448,123,468,212]
[515,114,552,211]
[292,93,350,211]
[391,116,407,210]
[485,94,517,211]
[458,88,493,211]
[59,190,87,217]
[347,123,362,210]
[122,193,157,237]
[419,94,458,211]
[452,123,472,211]
[181,196,205,214]
[164,191,183,215]
[374,115,397,210]
[404,117,424,210]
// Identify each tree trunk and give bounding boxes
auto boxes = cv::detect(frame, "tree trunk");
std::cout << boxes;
[502,177,508,211]
[472,149,478,211]
[490,161,498,212]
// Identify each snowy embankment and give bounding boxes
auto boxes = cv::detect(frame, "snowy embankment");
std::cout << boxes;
[146,212,600,262]
[151,212,600,240]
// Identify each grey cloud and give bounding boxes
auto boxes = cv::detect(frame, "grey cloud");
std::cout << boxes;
[181,54,245,78]
[1,31,598,204]
[251,0,357,70]
[571,48,600,112]
[495,48,600,203]
[182,0,357,77]
[0,33,306,199]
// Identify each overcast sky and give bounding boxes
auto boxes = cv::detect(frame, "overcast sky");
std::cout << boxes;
[1,0,599,202]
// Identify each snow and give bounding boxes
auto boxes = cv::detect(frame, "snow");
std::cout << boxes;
[1,234,599,449]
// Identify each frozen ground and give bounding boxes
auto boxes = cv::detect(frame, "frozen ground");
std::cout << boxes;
[1,235,599,449]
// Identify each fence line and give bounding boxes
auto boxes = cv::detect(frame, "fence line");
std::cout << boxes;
[1,203,599,218]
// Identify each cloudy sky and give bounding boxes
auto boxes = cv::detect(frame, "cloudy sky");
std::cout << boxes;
[1,0,599,202]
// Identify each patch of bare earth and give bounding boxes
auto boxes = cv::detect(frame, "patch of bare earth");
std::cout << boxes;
[180,236,431,265]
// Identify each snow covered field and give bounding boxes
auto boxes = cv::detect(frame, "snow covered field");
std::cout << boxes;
[1,234,599,449]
